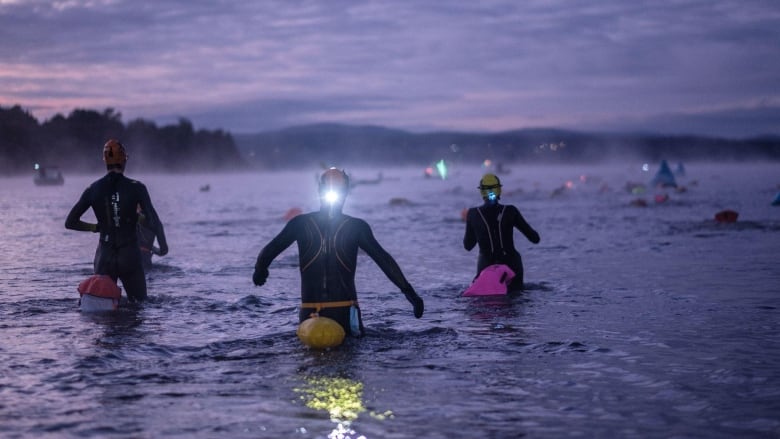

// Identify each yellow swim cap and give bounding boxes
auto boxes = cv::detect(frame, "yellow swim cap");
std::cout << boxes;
[479,173,502,200]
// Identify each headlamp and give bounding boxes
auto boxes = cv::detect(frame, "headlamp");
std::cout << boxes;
[323,190,341,205]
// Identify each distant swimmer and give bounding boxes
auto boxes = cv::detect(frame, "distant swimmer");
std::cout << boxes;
[252,168,424,337]
[463,174,540,291]
[65,139,168,303]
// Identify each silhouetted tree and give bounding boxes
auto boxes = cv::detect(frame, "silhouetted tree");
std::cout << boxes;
[0,105,41,173]
[0,105,245,174]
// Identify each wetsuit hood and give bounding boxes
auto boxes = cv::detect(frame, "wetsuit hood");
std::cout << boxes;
[318,168,349,218]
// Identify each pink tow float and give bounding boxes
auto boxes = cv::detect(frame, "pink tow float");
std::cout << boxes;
[463,264,515,296]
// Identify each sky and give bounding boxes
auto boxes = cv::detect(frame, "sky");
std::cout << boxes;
[1,0,779,138]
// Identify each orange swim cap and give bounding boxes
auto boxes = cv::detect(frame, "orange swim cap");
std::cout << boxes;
[103,139,128,166]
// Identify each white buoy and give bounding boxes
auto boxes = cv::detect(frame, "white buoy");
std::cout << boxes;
[79,294,119,312]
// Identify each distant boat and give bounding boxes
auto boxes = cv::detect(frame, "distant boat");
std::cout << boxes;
[33,164,64,186]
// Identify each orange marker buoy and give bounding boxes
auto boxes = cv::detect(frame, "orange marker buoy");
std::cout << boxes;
[284,207,303,221]
[77,275,122,312]
[714,210,738,223]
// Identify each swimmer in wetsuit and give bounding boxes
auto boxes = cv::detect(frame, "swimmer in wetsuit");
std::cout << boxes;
[252,168,424,336]
[463,173,540,291]
[65,139,168,303]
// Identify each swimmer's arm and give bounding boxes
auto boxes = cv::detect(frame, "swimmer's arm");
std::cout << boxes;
[137,185,168,255]
[463,210,477,250]
[253,221,297,287]
[358,221,424,318]
[357,220,413,291]
[511,206,540,244]
[254,220,297,272]
[65,188,98,232]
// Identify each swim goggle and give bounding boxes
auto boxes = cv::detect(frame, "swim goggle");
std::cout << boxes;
[479,184,501,200]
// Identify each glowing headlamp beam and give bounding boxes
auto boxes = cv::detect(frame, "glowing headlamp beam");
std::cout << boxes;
[323,190,341,204]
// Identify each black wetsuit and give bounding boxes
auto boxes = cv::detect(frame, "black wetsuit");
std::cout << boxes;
[254,209,416,335]
[66,172,167,302]
[463,202,540,290]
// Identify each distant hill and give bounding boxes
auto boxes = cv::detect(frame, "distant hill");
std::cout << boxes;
[235,123,780,169]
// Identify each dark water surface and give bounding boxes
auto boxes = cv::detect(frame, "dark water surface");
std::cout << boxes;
[1,163,779,438]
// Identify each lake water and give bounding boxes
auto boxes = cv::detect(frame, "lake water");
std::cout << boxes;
[1,162,779,438]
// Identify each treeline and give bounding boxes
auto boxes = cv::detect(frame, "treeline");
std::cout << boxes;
[0,105,245,174]
[235,123,780,169]
[5,104,779,174]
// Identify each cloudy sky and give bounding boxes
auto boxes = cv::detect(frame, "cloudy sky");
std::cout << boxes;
[1,0,778,137]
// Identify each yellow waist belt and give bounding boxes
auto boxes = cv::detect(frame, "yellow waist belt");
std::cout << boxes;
[301,300,357,314]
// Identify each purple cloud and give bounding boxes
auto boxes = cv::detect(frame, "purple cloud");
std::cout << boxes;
[1,0,778,137]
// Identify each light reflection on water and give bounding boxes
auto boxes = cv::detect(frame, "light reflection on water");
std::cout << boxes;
[0,163,779,438]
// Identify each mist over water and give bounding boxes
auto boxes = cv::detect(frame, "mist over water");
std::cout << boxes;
[1,162,779,438]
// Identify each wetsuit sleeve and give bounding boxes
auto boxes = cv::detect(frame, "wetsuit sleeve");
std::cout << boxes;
[138,184,168,254]
[355,219,414,292]
[254,218,298,273]
[463,208,477,251]
[510,206,540,244]
[65,187,97,232]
